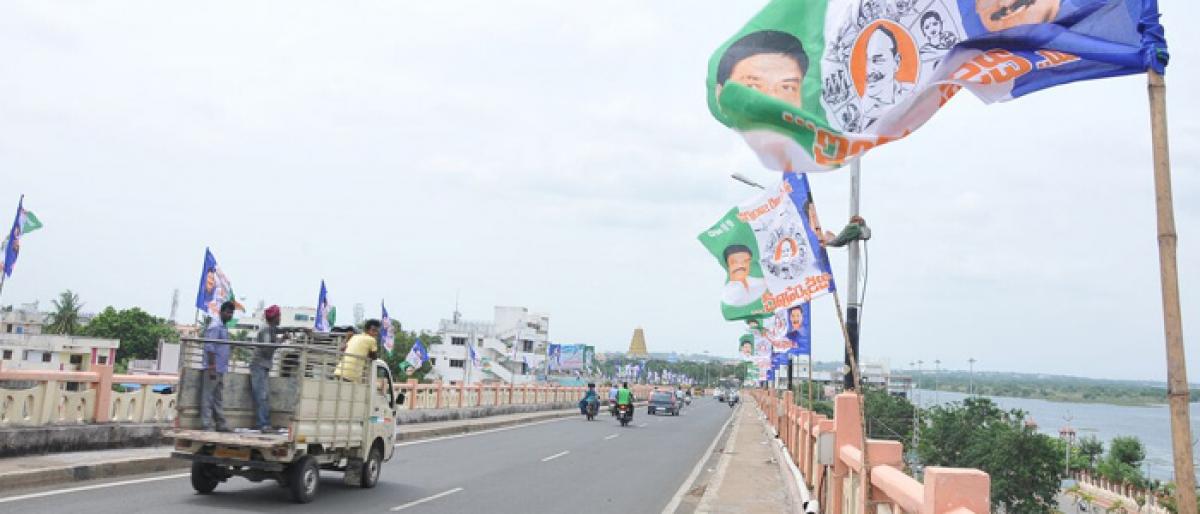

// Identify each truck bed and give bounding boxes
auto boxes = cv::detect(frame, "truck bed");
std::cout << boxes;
[168,429,290,449]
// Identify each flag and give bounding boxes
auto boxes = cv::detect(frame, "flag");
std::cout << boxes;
[314,280,331,332]
[707,0,1168,172]
[405,338,429,370]
[467,342,479,368]
[547,343,561,371]
[522,355,530,374]
[380,301,395,354]
[699,173,834,321]
[194,248,244,317]
[2,196,25,277]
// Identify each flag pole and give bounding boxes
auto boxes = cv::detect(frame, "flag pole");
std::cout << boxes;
[1147,69,1197,512]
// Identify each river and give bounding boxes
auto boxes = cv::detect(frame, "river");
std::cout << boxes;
[913,389,1200,482]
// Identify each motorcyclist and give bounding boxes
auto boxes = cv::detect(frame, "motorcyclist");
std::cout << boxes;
[608,383,619,415]
[616,382,634,421]
[579,383,600,415]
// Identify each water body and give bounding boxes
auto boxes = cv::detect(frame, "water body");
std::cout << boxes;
[913,389,1200,482]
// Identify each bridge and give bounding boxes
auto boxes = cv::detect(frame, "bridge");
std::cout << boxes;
[0,366,991,513]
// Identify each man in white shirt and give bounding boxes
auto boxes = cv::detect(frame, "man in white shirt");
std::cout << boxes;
[721,244,767,307]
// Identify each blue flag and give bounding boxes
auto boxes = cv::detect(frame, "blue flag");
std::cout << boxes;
[3,196,25,278]
[380,301,394,354]
[314,280,330,332]
[405,338,428,370]
[467,341,478,368]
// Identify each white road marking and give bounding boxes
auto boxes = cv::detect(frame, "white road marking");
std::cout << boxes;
[0,473,190,504]
[637,423,648,428]
[390,487,464,511]
[661,404,737,514]
[394,417,567,447]
[604,434,619,440]
[540,451,569,462]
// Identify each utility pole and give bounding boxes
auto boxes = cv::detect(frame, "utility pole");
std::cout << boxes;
[844,159,863,390]
[968,358,976,396]
[933,359,941,405]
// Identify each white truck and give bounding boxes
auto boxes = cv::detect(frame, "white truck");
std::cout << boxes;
[167,333,399,503]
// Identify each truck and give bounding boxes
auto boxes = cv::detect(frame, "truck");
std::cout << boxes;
[167,333,399,503]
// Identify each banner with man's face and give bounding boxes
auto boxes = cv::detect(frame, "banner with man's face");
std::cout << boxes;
[699,173,835,321]
[707,0,1168,172]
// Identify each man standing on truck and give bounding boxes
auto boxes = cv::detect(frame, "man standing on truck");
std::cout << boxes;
[335,319,380,381]
[201,301,235,432]
[250,305,283,431]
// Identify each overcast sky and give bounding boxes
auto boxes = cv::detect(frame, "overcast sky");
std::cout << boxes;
[1,1,1196,382]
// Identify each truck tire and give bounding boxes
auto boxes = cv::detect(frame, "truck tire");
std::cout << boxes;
[190,462,220,494]
[288,456,319,503]
[361,444,383,489]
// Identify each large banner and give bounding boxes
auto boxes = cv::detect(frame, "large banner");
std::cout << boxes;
[706,0,1167,172]
[699,173,835,321]
[558,344,588,371]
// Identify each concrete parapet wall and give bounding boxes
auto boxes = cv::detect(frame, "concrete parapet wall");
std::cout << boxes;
[0,423,169,458]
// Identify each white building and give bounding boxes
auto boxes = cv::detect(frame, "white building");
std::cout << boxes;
[229,306,319,338]
[428,306,550,384]
[2,302,47,335]
[0,333,119,372]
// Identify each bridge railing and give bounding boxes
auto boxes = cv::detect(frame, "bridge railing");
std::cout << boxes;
[0,363,656,427]
[750,389,991,514]
[392,381,655,410]
[0,365,177,427]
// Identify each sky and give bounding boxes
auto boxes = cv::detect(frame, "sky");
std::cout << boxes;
[0,1,1196,382]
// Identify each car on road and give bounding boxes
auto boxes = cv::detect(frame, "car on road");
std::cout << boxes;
[713,389,724,401]
[647,391,680,416]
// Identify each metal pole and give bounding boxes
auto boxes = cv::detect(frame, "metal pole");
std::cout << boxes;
[934,359,940,405]
[968,358,976,396]
[844,159,862,390]
[1147,69,1197,513]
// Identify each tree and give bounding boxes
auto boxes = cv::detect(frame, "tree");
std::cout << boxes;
[378,320,440,383]
[918,397,1061,513]
[1097,436,1146,488]
[81,307,178,364]
[44,290,84,335]
[1078,435,1105,470]
[864,387,916,444]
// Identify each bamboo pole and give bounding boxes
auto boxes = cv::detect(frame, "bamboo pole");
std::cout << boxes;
[1147,69,1197,513]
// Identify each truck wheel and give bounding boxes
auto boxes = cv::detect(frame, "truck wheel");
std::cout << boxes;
[361,445,383,489]
[288,456,319,503]
[190,462,220,494]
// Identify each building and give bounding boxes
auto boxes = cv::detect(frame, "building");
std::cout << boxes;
[225,306,319,338]
[0,333,119,372]
[428,306,550,384]
[1,302,47,335]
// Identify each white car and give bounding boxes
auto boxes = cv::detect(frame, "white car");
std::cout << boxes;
[713,389,723,401]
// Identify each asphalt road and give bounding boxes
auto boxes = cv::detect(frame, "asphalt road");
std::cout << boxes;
[0,398,735,514]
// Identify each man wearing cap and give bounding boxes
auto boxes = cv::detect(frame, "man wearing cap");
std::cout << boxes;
[250,305,284,431]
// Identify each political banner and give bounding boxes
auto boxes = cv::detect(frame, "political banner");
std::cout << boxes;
[194,248,244,317]
[380,301,394,354]
[314,280,331,332]
[546,343,562,370]
[707,0,1168,172]
[700,173,835,321]
[759,303,813,356]
[405,338,428,370]
[558,344,588,371]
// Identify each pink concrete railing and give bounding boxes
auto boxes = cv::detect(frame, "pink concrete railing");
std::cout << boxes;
[0,364,651,427]
[751,389,991,514]
[0,364,178,426]
[394,380,654,410]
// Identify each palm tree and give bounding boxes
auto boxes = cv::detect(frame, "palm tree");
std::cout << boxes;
[44,290,83,335]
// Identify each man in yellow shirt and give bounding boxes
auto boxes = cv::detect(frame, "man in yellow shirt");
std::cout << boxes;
[336,319,381,381]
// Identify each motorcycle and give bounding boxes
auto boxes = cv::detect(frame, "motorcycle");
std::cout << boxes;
[609,399,618,417]
[727,395,739,408]
[585,399,600,421]
[617,404,633,427]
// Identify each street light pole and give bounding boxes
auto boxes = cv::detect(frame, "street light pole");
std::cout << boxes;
[968,358,976,396]
[934,359,941,405]
[844,159,863,391]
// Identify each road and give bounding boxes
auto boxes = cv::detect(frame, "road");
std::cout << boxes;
[0,399,735,514]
